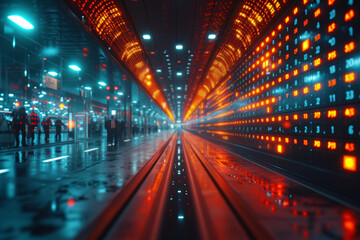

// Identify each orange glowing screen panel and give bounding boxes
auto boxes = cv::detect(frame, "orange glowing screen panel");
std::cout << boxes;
[184,0,288,121]
[343,156,356,171]
[184,0,360,184]
[64,0,174,121]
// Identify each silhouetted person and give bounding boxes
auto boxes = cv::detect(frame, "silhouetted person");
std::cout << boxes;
[119,121,125,139]
[29,109,40,144]
[0,113,8,131]
[109,116,118,144]
[132,124,136,137]
[105,117,110,141]
[55,118,65,141]
[42,117,52,143]
[12,106,28,147]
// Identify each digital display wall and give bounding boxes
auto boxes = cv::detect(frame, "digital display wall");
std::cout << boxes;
[186,0,359,175]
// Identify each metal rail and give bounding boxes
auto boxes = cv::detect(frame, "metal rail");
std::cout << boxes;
[76,133,175,240]
[183,134,275,240]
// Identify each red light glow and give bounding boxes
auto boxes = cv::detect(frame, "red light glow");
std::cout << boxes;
[343,156,356,171]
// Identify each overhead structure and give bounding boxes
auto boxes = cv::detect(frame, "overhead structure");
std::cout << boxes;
[62,0,175,121]
[184,0,288,121]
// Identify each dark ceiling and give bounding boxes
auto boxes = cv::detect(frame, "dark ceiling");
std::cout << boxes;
[0,0,238,121]
[123,0,235,121]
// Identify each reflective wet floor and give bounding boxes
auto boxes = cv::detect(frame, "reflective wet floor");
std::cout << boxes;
[0,131,173,239]
[183,132,360,240]
[1,130,359,240]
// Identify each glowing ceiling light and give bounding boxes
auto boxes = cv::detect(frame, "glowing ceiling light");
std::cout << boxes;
[84,86,92,90]
[208,33,217,39]
[176,72,183,76]
[69,65,81,71]
[98,81,107,86]
[177,87,182,90]
[48,71,58,77]
[7,15,34,30]
[175,44,183,50]
[156,69,162,73]
[142,34,151,40]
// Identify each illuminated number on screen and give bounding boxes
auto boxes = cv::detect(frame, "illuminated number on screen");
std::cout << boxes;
[329,65,336,74]
[295,102,298,108]
[294,39,298,44]
[304,54,308,61]
[329,94,336,103]
[316,22,320,29]
[329,37,336,46]
[294,18,298,25]
[316,126,320,134]
[304,100,308,107]
[316,97,320,105]
[316,46,321,54]
[345,58,354,69]
[345,90,354,100]
[329,10,336,20]
[294,126,298,133]
[348,125,354,135]
[331,126,335,134]
[349,27,353,37]
[304,126,308,133]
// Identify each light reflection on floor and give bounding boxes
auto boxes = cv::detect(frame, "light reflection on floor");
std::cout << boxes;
[0,131,174,239]
[184,131,360,240]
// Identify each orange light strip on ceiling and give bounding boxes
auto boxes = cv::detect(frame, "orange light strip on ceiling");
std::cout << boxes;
[184,0,287,121]
[65,0,174,121]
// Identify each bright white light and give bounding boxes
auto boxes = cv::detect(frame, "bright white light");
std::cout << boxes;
[98,81,107,86]
[156,69,162,73]
[124,139,131,142]
[117,92,124,96]
[8,93,14,97]
[43,156,69,163]
[178,215,184,219]
[7,15,34,30]
[176,72,182,76]
[84,148,99,153]
[69,65,81,71]
[177,87,182,90]
[48,71,58,77]
[111,110,116,115]
[0,169,9,174]
[208,33,216,40]
[142,34,151,40]
[175,44,183,50]
[84,86,92,90]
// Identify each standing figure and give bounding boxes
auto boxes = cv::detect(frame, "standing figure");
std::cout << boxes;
[0,113,9,131]
[105,117,110,141]
[42,117,52,143]
[29,109,40,144]
[119,121,125,139]
[109,116,118,144]
[55,118,65,141]
[12,106,29,147]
